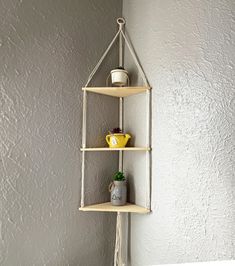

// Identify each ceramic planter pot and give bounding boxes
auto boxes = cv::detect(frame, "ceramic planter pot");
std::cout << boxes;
[109,180,127,206]
[106,68,129,87]
[111,69,129,86]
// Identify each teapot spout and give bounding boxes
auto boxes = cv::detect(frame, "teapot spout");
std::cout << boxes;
[124,134,131,145]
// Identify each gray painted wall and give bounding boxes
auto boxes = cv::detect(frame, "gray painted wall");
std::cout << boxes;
[123,0,235,265]
[0,0,122,265]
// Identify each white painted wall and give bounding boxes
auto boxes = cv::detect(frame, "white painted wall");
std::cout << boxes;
[123,0,235,265]
[0,0,121,265]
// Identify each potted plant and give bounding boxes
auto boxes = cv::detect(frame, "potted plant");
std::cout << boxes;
[109,171,127,206]
[106,127,131,148]
[106,67,129,87]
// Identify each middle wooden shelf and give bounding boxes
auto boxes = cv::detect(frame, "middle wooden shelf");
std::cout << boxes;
[80,147,150,151]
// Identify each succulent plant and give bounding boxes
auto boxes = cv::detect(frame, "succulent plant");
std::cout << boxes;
[109,127,123,134]
[113,171,125,181]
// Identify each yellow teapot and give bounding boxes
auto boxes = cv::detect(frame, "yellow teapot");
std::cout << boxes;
[106,133,131,148]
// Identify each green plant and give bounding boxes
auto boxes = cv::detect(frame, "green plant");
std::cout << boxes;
[113,171,125,181]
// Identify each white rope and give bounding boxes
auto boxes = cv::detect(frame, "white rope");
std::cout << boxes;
[81,151,85,207]
[114,212,123,266]
[85,29,121,87]
[115,23,125,265]
[120,30,150,87]
[119,213,123,265]
[82,91,87,148]
[146,90,151,210]
[118,19,124,67]
[81,90,87,207]
[114,213,119,265]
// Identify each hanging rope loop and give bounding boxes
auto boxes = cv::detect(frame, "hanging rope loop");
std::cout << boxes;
[117,17,125,29]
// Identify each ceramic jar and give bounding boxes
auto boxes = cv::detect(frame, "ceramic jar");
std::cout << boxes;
[109,180,127,206]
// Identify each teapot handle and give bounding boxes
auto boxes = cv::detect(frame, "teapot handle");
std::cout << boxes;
[106,134,111,145]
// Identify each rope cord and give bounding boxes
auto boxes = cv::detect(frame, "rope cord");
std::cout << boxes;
[114,212,123,266]
[81,90,87,207]
[81,151,85,207]
[82,91,87,148]
[85,29,121,87]
[120,30,150,87]
[146,90,151,210]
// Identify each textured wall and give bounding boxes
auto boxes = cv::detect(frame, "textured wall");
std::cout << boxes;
[123,0,235,265]
[0,0,122,265]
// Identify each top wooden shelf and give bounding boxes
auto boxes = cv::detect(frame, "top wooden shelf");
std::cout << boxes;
[82,86,150,97]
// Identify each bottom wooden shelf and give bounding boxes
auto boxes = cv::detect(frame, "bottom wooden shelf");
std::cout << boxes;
[79,202,150,214]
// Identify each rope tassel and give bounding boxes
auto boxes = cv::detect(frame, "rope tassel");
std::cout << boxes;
[114,212,123,266]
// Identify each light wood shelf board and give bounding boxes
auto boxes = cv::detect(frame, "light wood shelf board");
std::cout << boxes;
[82,86,150,97]
[80,147,151,151]
[79,202,150,214]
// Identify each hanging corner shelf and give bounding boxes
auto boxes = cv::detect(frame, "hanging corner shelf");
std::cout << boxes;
[80,17,151,217]
[80,17,151,265]
[82,86,151,98]
[79,202,150,214]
